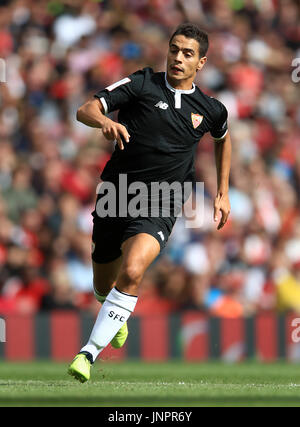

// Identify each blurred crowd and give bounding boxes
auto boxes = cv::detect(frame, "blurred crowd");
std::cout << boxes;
[0,0,299,317]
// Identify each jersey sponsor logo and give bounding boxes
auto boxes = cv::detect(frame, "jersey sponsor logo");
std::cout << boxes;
[191,113,203,129]
[106,77,131,92]
[157,231,165,241]
[155,101,169,110]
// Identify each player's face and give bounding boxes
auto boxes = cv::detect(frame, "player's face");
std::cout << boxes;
[167,35,207,89]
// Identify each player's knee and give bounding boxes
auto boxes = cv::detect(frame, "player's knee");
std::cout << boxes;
[118,264,143,288]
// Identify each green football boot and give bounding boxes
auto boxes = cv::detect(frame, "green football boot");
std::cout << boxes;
[110,322,128,349]
[68,353,92,383]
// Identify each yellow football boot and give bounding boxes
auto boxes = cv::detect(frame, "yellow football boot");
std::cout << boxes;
[68,353,92,383]
[110,322,128,349]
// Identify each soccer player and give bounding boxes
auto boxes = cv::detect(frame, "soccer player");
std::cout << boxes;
[68,23,231,382]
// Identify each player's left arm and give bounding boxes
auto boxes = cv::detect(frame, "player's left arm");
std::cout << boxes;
[213,130,231,230]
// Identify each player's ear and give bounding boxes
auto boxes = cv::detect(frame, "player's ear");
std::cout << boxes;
[196,56,207,71]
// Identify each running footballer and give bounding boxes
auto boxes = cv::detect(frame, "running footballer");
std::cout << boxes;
[68,23,231,382]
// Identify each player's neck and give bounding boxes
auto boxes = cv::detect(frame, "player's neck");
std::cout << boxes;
[165,73,194,91]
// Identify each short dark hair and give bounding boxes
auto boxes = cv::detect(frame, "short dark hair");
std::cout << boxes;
[169,23,209,58]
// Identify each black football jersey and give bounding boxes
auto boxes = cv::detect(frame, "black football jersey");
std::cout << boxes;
[94,67,228,187]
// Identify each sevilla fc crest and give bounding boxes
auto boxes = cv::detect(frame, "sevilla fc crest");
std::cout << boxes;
[191,113,203,129]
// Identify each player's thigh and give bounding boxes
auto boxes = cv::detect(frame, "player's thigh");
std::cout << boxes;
[92,256,123,295]
[117,233,160,290]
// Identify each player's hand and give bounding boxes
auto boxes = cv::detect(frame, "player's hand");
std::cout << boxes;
[214,192,230,230]
[101,117,130,150]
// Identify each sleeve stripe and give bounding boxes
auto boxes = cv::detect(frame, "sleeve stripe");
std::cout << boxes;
[99,97,108,115]
[105,77,131,92]
[213,129,228,141]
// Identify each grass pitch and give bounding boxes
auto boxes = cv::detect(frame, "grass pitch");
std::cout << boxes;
[0,360,300,407]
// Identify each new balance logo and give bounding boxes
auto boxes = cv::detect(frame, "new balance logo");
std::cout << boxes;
[157,231,165,241]
[155,101,168,110]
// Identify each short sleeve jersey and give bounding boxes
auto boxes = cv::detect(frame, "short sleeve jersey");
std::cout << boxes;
[94,67,228,187]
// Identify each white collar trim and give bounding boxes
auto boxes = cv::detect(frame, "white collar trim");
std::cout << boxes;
[164,72,195,94]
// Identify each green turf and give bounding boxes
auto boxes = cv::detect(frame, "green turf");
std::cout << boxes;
[0,360,300,407]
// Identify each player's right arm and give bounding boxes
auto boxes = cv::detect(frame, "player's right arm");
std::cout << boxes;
[76,98,130,150]
[77,69,148,150]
